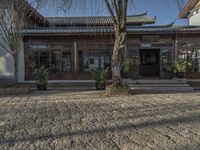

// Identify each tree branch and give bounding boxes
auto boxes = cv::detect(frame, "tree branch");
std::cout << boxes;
[104,0,117,25]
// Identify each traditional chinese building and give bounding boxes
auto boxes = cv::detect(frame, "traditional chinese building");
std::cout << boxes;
[0,0,200,82]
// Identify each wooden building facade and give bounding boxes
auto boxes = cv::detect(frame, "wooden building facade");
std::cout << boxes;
[23,28,200,80]
[1,1,200,82]
[21,4,200,81]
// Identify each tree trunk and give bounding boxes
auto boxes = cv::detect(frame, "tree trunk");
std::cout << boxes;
[112,30,126,88]
[13,54,18,84]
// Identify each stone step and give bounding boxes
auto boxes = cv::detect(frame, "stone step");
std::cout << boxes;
[122,79,187,85]
[128,84,190,87]
[129,86,194,94]
[19,81,112,88]
[48,82,95,87]
[31,87,96,91]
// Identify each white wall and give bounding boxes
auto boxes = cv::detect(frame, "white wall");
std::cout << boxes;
[189,8,200,26]
[0,42,25,82]
[189,13,200,25]
[18,42,25,82]
[0,46,14,79]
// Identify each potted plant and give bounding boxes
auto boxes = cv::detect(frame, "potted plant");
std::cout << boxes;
[90,68,108,90]
[121,58,133,78]
[171,60,191,78]
[35,66,49,90]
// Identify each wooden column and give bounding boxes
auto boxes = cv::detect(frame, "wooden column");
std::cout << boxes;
[73,38,78,79]
[124,36,128,59]
[174,35,178,61]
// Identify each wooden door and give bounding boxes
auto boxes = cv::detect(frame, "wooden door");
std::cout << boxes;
[139,49,160,77]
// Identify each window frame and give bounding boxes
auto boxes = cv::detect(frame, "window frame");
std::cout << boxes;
[27,49,73,76]
[78,49,111,73]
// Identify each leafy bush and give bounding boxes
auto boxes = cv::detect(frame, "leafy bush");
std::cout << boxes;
[121,58,133,73]
[35,66,49,85]
[171,60,191,73]
[90,68,108,83]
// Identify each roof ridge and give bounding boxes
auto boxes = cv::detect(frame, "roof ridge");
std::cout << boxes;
[45,12,149,19]
[129,22,175,28]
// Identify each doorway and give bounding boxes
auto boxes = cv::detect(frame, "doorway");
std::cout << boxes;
[139,49,160,77]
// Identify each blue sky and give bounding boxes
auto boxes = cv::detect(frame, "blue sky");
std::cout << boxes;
[38,0,188,25]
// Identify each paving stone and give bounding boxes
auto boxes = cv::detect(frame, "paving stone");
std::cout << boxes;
[0,91,199,149]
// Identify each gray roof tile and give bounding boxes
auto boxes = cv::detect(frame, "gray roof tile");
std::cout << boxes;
[23,25,200,35]
[46,13,155,26]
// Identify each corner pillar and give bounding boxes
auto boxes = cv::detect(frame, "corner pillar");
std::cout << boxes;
[174,36,178,61]
[73,38,78,79]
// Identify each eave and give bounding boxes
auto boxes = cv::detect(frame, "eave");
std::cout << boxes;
[23,25,200,36]
[178,0,199,18]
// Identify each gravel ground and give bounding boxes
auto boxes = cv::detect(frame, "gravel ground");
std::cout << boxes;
[0,90,200,150]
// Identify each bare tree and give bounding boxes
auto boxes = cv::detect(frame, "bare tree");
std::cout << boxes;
[41,0,184,88]
[103,0,184,87]
[104,0,128,87]
[0,0,39,83]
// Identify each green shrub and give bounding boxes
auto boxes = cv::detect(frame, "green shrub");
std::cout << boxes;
[35,66,49,85]
[121,58,133,73]
[90,68,108,83]
[171,60,191,73]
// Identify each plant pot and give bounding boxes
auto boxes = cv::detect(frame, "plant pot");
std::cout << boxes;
[95,81,106,90]
[121,72,129,79]
[176,72,184,78]
[37,84,47,90]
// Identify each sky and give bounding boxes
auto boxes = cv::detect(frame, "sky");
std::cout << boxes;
[38,0,189,25]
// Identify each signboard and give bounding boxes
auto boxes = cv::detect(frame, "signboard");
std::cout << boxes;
[140,44,152,48]
[141,35,160,42]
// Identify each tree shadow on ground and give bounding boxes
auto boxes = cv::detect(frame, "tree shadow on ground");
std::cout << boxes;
[0,99,200,145]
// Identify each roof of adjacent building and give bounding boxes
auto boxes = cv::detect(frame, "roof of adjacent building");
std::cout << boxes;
[25,1,51,26]
[46,12,156,26]
[0,0,51,26]
[23,24,200,35]
[179,0,200,18]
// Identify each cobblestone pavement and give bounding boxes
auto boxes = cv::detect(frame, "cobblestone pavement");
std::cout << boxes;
[0,90,200,150]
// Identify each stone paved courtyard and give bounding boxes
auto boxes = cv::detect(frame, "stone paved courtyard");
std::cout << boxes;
[0,90,200,150]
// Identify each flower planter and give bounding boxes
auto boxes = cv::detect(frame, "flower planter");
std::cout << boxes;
[176,72,184,78]
[37,84,47,90]
[106,85,129,96]
[35,66,49,91]
[121,72,129,79]
[95,81,106,90]
[90,68,108,90]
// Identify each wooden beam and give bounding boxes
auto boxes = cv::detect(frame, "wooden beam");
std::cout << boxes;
[73,38,78,79]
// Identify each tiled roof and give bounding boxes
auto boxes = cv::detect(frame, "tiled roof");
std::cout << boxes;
[46,13,155,26]
[23,26,113,34]
[128,25,200,33]
[23,25,200,35]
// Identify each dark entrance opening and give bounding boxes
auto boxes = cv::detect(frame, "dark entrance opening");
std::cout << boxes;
[139,49,160,77]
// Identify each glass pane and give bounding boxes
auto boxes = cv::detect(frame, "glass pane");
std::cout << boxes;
[51,51,62,73]
[79,50,111,72]
[100,51,111,69]
[79,51,89,72]
[89,51,99,70]
[62,51,72,72]
[162,49,171,64]
[143,52,157,65]
[28,51,38,75]
[39,52,50,69]
[192,49,200,72]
